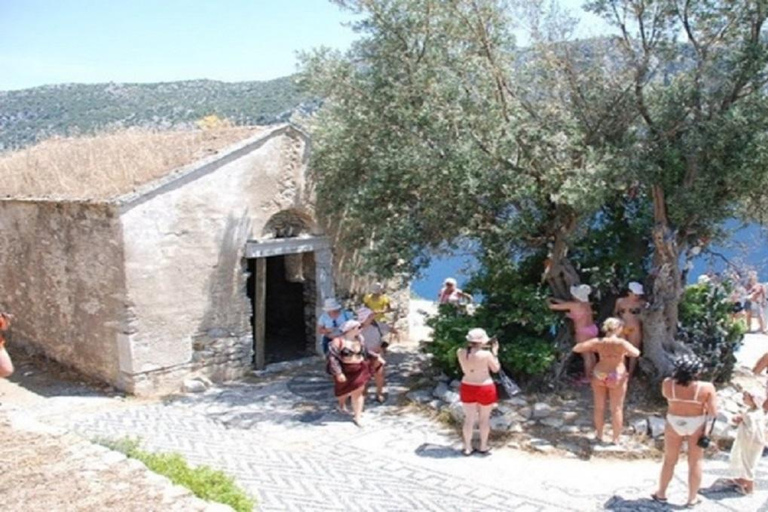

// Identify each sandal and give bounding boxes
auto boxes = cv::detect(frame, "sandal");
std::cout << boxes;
[650,493,667,503]
[462,449,474,456]
[685,498,702,508]
[476,448,492,456]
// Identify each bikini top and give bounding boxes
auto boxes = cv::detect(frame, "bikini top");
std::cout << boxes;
[339,339,364,358]
[667,381,705,407]
[567,308,591,321]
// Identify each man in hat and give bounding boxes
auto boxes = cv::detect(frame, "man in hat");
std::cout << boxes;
[317,298,352,355]
[362,282,393,322]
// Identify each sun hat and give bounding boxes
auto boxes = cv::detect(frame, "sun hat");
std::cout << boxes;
[697,274,711,285]
[341,319,361,333]
[444,277,457,286]
[744,387,766,407]
[570,284,592,303]
[372,282,384,293]
[628,282,644,295]
[466,328,490,344]
[322,298,342,312]
[356,307,375,323]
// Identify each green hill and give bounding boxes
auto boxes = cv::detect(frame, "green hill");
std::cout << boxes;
[0,76,313,151]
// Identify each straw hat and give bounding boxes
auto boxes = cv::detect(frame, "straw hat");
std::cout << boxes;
[466,328,490,344]
[322,298,342,312]
[628,282,644,295]
[570,284,592,303]
[356,307,375,323]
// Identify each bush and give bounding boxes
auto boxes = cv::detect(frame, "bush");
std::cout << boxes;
[424,254,558,382]
[678,283,746,383]
[96,437,255,512]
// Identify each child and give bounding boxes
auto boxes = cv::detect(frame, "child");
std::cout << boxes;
[729,389,766,494]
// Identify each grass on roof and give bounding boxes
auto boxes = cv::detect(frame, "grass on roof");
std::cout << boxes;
[0,126,264,201]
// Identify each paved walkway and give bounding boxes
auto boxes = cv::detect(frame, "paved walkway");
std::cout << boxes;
[4,337,768,512]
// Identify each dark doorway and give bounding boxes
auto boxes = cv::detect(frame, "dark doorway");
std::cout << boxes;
[247,255,310,365]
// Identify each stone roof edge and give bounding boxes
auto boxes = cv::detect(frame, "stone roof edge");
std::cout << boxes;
[115,123,311,214]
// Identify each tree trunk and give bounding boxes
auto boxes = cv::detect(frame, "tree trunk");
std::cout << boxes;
[640,186,688,378]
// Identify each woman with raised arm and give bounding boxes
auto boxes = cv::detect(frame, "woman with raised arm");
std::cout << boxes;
[613,281,647,377]
[456,328,500,456]
[548,284,598,382]
[652,355,718,508]
[573,318,639,444]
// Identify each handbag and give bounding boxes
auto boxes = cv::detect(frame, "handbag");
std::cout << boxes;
[696,416,717,448]
[497,368,521,397]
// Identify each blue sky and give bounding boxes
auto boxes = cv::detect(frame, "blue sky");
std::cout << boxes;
[0,0,610,91]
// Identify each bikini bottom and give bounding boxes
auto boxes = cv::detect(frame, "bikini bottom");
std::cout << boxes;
[592,369,627,386]
[666,414,706,436]
[577,324,599,338]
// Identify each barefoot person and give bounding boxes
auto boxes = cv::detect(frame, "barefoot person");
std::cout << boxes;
[653,355,717,508]
[357,307,396,403]
[728,388,765,495]
[326,320,384,426]
[573,318,639,444]
[456,328,500,456]
[0,312,14,378]
[548,284,598,382]
[613,282,646,376]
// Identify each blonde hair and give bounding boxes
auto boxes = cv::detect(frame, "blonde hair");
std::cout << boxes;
[602,317,624,334]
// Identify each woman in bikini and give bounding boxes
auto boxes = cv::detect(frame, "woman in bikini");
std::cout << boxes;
[613,281,647,377]
[456,328,500,456]
[0,312,14,378]
[573,318,639,444]
[653,355,717,508]
[548,284,598,382]
[326,320,384,426]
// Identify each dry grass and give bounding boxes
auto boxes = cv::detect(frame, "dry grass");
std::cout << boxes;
[0,126,265,200]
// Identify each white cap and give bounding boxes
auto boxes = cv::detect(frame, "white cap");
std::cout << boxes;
[628,282,644,295]
[444,277,457,286]
[570,284,592,303]
[466,328,490,344]
[322,298,342,311]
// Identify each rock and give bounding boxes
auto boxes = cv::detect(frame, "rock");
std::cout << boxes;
[490,415,513,432]
[432,382,450,399]
[518,407,532,420]
[448,402,465,423]
[508,422,524,434]
[530,438,555,453]
[561,411,579,423]
[182,379,206,393]
[631,418,648,436]
[505,397,528,407]
[507,441,522,449]
[193,375,214,387]
[648,416,666,438]
[560,425,581,434]
[712,419,737,441]
[440,391,460,404]
[449,380,461,390]
[532,402,552,419]
[560,441,582,455]
[437,373,451,383]
[540,417,564,429]
[562,399,580,408]
[100,450,127,465]
[427,399,442,411]
[406,389,433,404]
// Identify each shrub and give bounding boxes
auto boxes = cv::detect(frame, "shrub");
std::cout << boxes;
[95,437,255,512]
[678,283,746,383]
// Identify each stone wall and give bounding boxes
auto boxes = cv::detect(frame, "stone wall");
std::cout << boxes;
[0,200,126,385]
[116,126,313,394]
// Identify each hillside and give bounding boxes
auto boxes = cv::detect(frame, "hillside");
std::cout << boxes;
[0,76,313,151]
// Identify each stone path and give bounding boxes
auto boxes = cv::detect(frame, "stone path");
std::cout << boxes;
[4,340,768,512]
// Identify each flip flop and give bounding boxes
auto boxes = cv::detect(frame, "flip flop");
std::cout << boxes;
[685,498,702,508]
[462,449,474,456]
[650,493,667,503]
[476,448,492,456]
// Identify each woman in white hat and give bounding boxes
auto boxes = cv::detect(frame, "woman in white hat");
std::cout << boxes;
[613,281,647,376]
[548,284,598,383]
[456,328,500,455]
[317,298,352,355]
[438,277,473,305]
[326,319,384,426]
[357,307,395,403]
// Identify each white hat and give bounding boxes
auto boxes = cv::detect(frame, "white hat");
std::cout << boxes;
[628,282,644,295]
[341,319,361,333]
[372,282,384,293]
[444,277,457,286]
[745,387,766,408]
[356,307,374,323]
[322,298,342,311]
[466,328,490,344]
[697,274,711,285]
[570,284,592,303]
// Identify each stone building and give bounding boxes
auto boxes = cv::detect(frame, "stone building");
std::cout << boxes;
[0,124,353,395]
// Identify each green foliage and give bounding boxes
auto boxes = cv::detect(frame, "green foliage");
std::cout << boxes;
[678,284,746,383]
[0,76,312,151]
[95,437,255,512]
[425,253,558,381]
